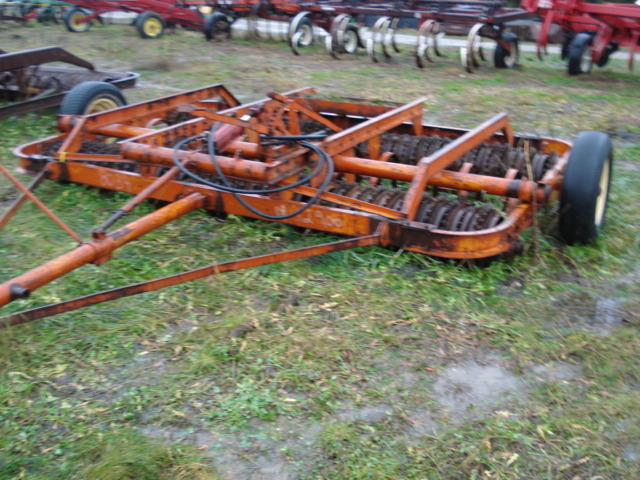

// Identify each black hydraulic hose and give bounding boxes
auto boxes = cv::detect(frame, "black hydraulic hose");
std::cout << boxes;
[171,126,335,220]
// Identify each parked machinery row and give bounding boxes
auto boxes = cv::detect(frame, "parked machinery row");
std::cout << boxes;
[4,1,638,75]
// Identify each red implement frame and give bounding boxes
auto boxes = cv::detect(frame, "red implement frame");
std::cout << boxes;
[62,0,213,32]
[0,83,572,325]
[521,0,640,71]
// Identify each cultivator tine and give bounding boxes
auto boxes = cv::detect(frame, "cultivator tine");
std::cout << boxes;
[416,19,439,68]
[463,23,487,73]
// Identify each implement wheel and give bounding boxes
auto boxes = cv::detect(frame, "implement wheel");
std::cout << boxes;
[559,131,613,245]
[136,11,165,39]
[494,32,519,69]
[204,12,232,41]
[289,12,314,55]
[63,6,91,33]
[342,24,360,54]
[60,81,126,115]
[567,33,593,75]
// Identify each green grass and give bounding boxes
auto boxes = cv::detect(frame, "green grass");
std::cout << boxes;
[1,23,639,479]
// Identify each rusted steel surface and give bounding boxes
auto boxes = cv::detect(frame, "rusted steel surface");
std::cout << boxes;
[0,165,82,243]
[0,47,138,119]
[0,169,46,231]
[0,193,206,307]
[1,83,574,322]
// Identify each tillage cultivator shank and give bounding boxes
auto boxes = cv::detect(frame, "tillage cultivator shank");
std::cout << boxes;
[0,84,612,325]
[210,0,530,72]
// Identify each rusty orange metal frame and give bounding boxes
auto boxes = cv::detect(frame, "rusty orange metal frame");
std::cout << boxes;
[0,83,572,325]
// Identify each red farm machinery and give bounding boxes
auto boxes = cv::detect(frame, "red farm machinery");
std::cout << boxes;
[59,0,223,39]
[522,0,640,74]
[0,83,612,326]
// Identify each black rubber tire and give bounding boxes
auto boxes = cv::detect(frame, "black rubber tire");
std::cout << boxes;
[567,33,593,75]
[204,12,231,41]
[63,6,91,33]
[59,81,126,115]
[136,11,165,39]
[493,32,519,69]
[559,131,613,245]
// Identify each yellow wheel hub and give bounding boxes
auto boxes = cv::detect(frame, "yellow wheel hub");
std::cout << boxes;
[70,12,85,29]
[143,17,163,37]
[85,97,119,114]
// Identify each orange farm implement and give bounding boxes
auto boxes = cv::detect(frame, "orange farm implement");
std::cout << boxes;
[0,84,612,326]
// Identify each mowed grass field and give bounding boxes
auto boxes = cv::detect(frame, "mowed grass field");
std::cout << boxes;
[1,19,639,480]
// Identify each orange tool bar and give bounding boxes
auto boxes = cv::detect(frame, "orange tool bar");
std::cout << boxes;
[0,234,381,327]
[403,113,515,220]
[0,193,205,307]
[332,155,547,202]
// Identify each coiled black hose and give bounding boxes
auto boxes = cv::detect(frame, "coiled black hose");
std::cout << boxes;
[172,124,334,220]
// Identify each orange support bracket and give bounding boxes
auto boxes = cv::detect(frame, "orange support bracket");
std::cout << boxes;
[0,168,46,231]
[402,113,514,221]
[0,164,82,244]
[0,192,206,308]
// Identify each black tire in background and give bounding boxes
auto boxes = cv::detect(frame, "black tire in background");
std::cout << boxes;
[59,81,126,115]
[559,131,613,245]
[567,33,593,75]
[136,11,165,39]
[493,32,519,69]
[63,6,91,33]
[204,12,232,41]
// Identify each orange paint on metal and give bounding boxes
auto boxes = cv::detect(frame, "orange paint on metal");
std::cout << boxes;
[0,165,82,243]
[0,193,205,307]
[1,234,381,327]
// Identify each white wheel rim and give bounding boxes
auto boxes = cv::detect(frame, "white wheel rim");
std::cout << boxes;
[298,24,313,46]
[581,45,592,73]
[594,158,610,226]
[343,29,358,54]
[505,42,517,68]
